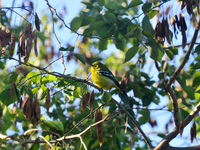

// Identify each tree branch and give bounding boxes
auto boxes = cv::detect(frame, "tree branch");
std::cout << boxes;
[155,101,200,150]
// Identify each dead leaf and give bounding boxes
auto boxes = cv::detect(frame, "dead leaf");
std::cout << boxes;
[162,17,170,44]
[46,90,50,113]
[10,80,15,99]
[89,90,95,111]
[35,13,40,31]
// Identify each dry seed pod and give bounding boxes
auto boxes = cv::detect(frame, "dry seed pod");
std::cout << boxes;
[174,14,180,31]
[89,90,95,111]
[181,0,186,10]
[154,60,160,72]
[34,34,38,57]
[34,100,40,126]
[162,17,170,44]
[148,117,157,128]
[192,121,196,139]
[13,103,17,115]
[82,92,90,112]
[21,34,26,57]
[97,125,103,147]
[35,13,40,31]
[46,90,50,113]
[155,22,165,45]
[24,23,32,39]
[10,32,15,58]
[180,13,187,49]
[179,118,185,137]
[10,80,15,99]
[23,97,33,119]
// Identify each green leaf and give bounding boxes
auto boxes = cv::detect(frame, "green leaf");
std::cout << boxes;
[138,110,150,125]
[101,91,112,103]
[30,143,39,150]
[90,21,106,31]
[99,40,108,52]
[116,129,126,142]
[142,95,153,106]
[127,0,143,9]
[193,76,200,87]
[195,55,200,61]
[115,39,126,51]
[84,21,106,35]
[53,120,64,131]
[45,120,55,128]
[142,15,153,37]
[193,62,200,69]
[182,86,195,100]
[70,17,83,31]
[2,107,11,122]
[95,25,108,38]
[170,47,178,55]
[193,44,200,54]
[142,2,152,12]
[165,49,173,60]
[103,13,117,23]
[124,46,138,63]
[22,85,34,98]
[59,46,74,52]
[146,39,164,62]
[42,75,57,83]
[74,54,86,64]
[195,86,200,101]
[0,89,17,106]
[81,16,95,26]
[105,1,115,9]
[148,10,158,19]
[26,72,41,84]
[0,61,5,69]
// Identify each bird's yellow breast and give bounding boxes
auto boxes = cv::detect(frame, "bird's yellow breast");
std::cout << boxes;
[91,68,116,90]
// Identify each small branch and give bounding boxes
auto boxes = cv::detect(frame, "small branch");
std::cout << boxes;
[165,87,180,129]
[39,135,55,150]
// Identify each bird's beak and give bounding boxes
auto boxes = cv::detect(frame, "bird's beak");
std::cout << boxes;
[89,64,92,66]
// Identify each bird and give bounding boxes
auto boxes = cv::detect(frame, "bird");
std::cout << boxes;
[90,61,127,96]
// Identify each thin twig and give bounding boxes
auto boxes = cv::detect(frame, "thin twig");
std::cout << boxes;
[45,0,66,74]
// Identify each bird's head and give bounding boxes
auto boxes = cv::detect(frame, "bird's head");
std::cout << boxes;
[90,61,103,71]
